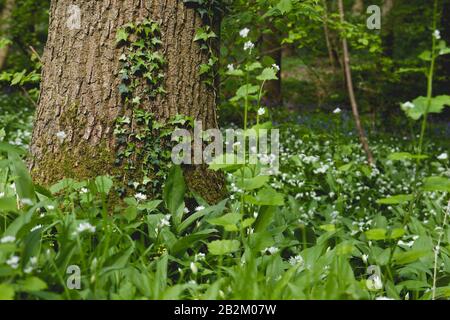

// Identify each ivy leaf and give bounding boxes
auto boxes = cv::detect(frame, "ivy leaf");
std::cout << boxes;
[116,29,129,44]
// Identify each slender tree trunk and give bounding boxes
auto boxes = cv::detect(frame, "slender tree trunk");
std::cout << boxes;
[338,0,374,165]
[322,0,337,70]
[352,0,364,15]
[261,24,282,107]
[0,0,15,70]
[382,0,395,17]
[30,0,225,203]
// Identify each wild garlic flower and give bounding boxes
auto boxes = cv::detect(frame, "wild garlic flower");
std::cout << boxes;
[258,107,266,116]
[1,236,16,244]
[239,28,250,38]
[76,222,96,234]
[244,41,254,51]
[433,30,441,40]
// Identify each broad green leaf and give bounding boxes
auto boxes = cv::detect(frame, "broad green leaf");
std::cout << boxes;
[236,175,270,191]
[388,152,428,161]
[402,95,450,120]
[256,67,278,81]
[19,277,48,292]
[365,228,387,241]
[245,187,284,206]
[377,194,413,205]
[163,165,185,215]
[208,240,240,255]
[95,176,113,194]
[422,176,450,192]
[207,212,241,227]
[393,250,429,265]
[276,0,293,14]
[0,284,14,300]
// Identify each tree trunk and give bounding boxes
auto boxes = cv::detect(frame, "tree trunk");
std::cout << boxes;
[338,0,374,165]
[0,0,15,70]
[382,0,394,17]
[352,0,364,15]
[322,0,337,70]
[261,24,282,107]
[30,0,225,203]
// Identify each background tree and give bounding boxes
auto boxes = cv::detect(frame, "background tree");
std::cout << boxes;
[30,0,225,203]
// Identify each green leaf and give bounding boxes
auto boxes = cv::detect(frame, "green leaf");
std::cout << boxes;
[0,284,14,300]
[236,175,270,191]
[208,212,241,227]
[116,28,129,43]
[402,96,450,120]
[393,250,429,265]
[256,67,278,81]
[95,176,113,194]
[276,0,293,14]
[163,166,185,215]
[8,152,35,202]
[365,228,387,241]
[388,152,428,161]
[19,277,48,292]
[422,176,450,192]
[377,194,413,205]
[245,187,284,206]
[208,240,240,255]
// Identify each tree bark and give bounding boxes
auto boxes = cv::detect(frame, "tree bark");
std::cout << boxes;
[30,0,225,203]
[352,0,364,15]
[382,0,394,17]
[338,0,374,165]
[322,0,337,70]
[0,0,15,70]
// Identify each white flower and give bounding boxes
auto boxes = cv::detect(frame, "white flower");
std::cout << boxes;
[433,30,441,40]
[239,28,250,38]
[257,107,266,116]
[80,188,88,194]
[6,255,20,269]
[31,225,42,232]
[398,240,414,248]
[195,206,205,212]
[135,193,147,201]
[289,255,304,266]
[0,192,4,198]
[265,246,279,255]
[227,64,234,72]
[402,101,415,110]
[46,205,55,210]
[190,262,198,275]
[195,253,205,261]
[1,236,16,244]
[20,198,33,206]
[362,254,369,264]
[56,131,67,142]
[272,64,280,71]
[76,222,96,234]
[376,296,394,300]
[366,274,383,290]
[183,207,190,214]
[437,153,448,160]
[158,215,171,229]
[333,108,342,114]
[244,41,254,51]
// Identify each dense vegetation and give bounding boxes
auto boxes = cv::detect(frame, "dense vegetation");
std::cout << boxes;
[0,0,449,300]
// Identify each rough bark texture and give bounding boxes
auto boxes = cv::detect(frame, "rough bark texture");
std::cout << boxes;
[30,0,225,203]
[0,0,15,70]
